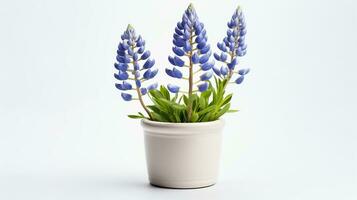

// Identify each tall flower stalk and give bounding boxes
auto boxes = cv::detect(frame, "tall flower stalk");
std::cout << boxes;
[213,6,250,86]
[114,25,158,119]
[165,4,214,121]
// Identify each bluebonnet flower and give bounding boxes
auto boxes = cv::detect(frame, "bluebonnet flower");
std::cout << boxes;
[115,81,132,90]
[220,66,228,76]
[140,88,148,95]
[213,6,250,84]
[200,71,213,81]
[121,93,132,101]
[114,70,129,80]
[165,4,214,93]
[114,24,158,103]
[238,68,250,75]
[165,67,183,79]
[235,75,244,84]
[143,68,158,79]
[197,82,208,92]
[167,84,180,93]
[147,83,158,91]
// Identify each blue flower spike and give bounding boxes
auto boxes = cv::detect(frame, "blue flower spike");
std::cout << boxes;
[165,3,214,96]
[114,24,158,119]
[214,6,250,85]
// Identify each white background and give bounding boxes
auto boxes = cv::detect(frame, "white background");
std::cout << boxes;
[0,0,356,199]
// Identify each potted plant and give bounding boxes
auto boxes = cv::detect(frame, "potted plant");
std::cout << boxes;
[113,4,249,189]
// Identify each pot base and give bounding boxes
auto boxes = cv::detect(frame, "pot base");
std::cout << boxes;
[149,178,216,189]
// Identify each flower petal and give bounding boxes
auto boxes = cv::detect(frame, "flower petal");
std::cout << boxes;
[197,41,206,49]
[227,58,238,69]
[214,53,221,61]
[235,76,245,84]
[172,67,183,78]
[143,59,155,69]
[200,44,210,54]
[192,52,199,64]
[167,84,180,93]
[199,53,210,64]
[115,81,132,90]
[200,60,214,71]
[213,65,221,76]
[197,82,209,92]
[217,42,227,52]
[238,68,250,75]
[141,88,147,95]
[173,56,185,67]
[165,68,174,77]
[121,93,132,101]
[173,47,185,56]
[147,83,158,90]
[220,66,228,76]
[168,56,175,65]
[149,68,158,79]
[135,80,141,88]
[220,52,228,62]
[114,71,129,80]
[141,51,151,60]
[200,71,213,81]
[114,63,128,71]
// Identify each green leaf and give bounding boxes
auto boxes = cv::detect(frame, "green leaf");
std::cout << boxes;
[173,110,182,122]
[183,95,189,105]
[160,85,170,100]
[151,98,168,112]
[158,98,185,110]
[202,112,212,122]
[221,93,233,106]
[151,112,169,122]
[191,112,199,122]
[215,103,231,119]
[197,105,216,115]
[227,109,239,113]
[147,105,161,113]
[199,96,206,109]
[149,89,163,99]
[127,114,145,119]
[171,93,179,102]
[177,95,183,104]
[200,88,211,99]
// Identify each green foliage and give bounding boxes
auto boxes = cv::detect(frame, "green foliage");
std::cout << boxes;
[129,79,238,122]
[146,86,186,122]
[127,112,146,119]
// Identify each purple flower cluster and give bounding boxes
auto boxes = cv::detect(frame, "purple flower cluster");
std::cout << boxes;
[165,4,214,93]
[114,25,158,101]
[213,6,250,84]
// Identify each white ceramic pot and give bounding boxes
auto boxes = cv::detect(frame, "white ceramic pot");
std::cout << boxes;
[141,119,224,189]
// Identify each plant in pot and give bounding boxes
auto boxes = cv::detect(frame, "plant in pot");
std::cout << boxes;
[114,4,249,189]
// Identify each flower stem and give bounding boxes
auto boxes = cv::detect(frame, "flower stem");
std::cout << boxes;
[226,24,240,86]
[187,28,194,122]
[136,86,152,119]
[130,45,153,120]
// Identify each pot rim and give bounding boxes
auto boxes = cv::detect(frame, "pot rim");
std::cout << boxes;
[141,118,225,128]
